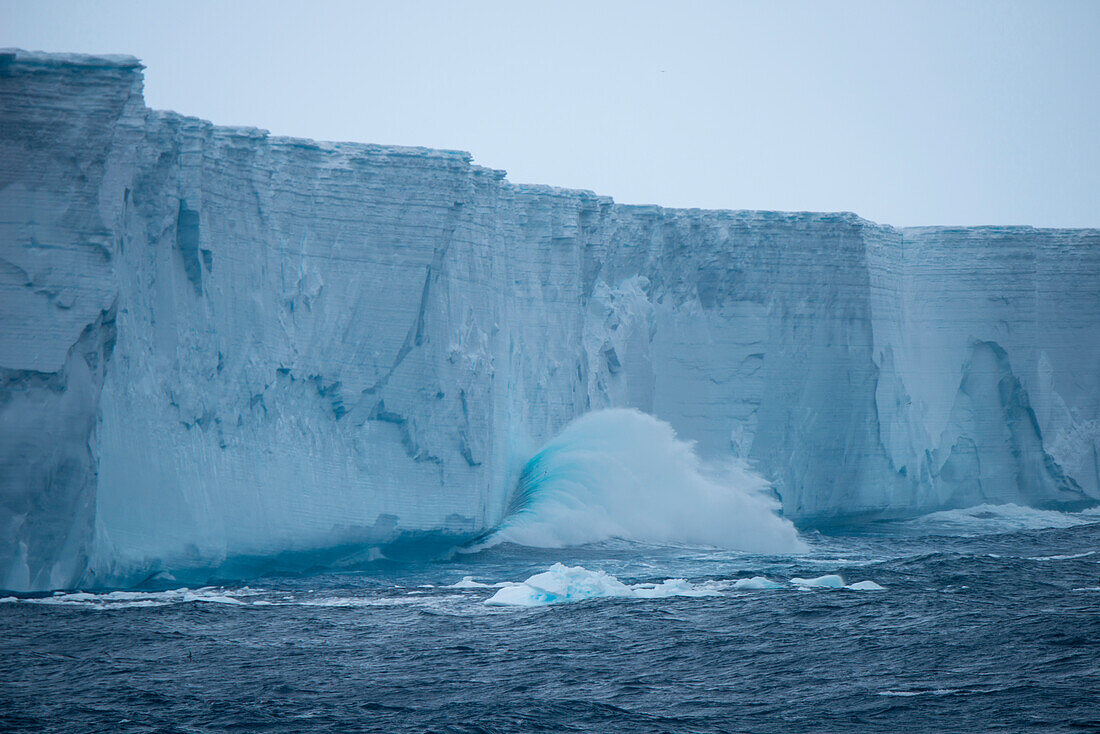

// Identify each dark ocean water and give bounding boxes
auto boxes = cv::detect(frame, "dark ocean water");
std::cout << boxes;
[3,507,1099,733]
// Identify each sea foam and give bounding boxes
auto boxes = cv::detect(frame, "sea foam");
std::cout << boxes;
[904,504,1100,536]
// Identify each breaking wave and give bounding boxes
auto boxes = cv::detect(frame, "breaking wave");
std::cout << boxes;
[488,409,805,553]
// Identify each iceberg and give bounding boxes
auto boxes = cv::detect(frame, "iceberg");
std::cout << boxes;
[2,50,1098,590]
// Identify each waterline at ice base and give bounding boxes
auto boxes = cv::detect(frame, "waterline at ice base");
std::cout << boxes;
[23,404,809,588]
[2,49,1099,593]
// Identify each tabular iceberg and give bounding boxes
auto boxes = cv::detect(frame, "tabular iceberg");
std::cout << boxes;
[2,50,1098,591]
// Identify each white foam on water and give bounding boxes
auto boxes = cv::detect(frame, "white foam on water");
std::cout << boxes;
[0,586,261,609]
[877,689,959,697]
[905,504,1100,536]
[295,596,438,608]
[803,557,888,566]
[1027,551,1096,561]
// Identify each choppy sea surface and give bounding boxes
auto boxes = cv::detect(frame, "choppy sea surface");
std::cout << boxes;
[3,504,1099,733]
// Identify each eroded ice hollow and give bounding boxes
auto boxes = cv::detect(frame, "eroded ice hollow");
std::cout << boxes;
[1,49,1098,590]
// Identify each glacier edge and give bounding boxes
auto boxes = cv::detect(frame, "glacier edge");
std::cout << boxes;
[1,49,1097,590]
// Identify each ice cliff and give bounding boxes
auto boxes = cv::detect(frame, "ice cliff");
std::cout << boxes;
[2,50,1098,590]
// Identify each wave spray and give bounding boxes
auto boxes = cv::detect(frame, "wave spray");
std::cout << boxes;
[491,409,805,553]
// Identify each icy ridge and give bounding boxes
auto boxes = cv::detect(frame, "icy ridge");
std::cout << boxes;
[2,51,1098,590]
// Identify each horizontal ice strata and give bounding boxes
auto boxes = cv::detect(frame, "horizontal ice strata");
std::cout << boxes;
[2,48,1097,590]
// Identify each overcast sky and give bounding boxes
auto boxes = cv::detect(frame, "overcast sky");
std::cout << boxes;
[3,0,1098,227]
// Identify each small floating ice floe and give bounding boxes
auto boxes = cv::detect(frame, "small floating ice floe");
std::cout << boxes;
[446,576,492,589]
[791,574,846,588]
[485,563,719,607]
[846,580,886,591]
[791,575,885,591]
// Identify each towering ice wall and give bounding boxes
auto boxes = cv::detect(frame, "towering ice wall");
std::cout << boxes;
[2,50,1097,589]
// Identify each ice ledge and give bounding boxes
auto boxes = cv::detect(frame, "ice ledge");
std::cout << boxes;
[0,48,143,69]
[146,107,486,169]
[902,225,1100,236]
[615,206,877,226]
[15,48,1085,233]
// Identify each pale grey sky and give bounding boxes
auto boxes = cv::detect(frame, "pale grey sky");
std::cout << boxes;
[3,0,1098,227]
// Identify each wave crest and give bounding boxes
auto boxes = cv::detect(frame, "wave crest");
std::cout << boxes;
[489,409,805,553]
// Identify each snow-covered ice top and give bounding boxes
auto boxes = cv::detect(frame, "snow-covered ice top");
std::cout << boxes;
[0,48,143,68]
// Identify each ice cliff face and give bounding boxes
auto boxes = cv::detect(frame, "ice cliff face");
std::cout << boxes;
[2,50,1098,590]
